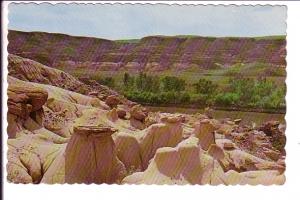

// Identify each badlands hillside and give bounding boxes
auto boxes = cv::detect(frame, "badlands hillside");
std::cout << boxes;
[8,30,286,72]
[7,54,286,184]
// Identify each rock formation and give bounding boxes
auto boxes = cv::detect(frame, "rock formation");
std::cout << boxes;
[129,105,148,130]
[65,125,126,184]
[6,55,286,185]
[193,119,217,151]
[123,136,285,185]
[138,115,183,169]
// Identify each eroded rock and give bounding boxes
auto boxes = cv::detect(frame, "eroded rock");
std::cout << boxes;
[130,105,147,122]
[65,125,126,184]
[193,119,217,151]
[138,119,183,169]
[105,95,120,108]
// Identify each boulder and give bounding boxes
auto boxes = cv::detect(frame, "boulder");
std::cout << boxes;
[216,139,237,151]
[223,142,236,150]
[130,105,147,121]
[105,95,120,108]
[116,106,127,119]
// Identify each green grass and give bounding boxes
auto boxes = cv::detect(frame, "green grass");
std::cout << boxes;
[115,39,141,43]
[57,62,285,91]
[253,35,286,40]
[140,35,285,40]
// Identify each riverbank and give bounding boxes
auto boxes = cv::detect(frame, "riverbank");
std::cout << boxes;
[141,103,286,114]
[145,105,285,126]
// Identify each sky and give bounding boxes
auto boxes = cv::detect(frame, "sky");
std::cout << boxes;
[8,3,287,40]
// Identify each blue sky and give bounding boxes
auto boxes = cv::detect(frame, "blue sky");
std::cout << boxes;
[8,3,286,40]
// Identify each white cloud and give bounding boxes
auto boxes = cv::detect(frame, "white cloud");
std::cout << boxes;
[8,3,287,40]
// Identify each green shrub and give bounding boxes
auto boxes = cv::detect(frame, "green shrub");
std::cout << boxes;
[97,76,115,88]
[215,92,240,106]
[161,76,186,92]
[193,78,217,96]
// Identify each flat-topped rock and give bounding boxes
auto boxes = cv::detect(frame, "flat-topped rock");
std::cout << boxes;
[88,91,98,96]
[66,125,125,184]
[8,84,48,112]
[234,119,242,125]
[223,142,236,150]
[161,115,184,123]
[73,125,117,137]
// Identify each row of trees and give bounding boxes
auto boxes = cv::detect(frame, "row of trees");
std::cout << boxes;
[215,76,286,109]
[123,72,186,92]
[96,72,285,110]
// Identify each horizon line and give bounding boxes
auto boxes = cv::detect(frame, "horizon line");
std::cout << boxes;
[8,29,287,41]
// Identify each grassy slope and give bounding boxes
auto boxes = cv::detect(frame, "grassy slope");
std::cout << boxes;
[58,61,286,91]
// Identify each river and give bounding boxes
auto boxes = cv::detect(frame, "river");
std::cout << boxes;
[145,106,285,126]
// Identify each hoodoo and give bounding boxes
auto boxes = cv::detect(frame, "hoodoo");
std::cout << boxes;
[65,125,126,184]
[193,119,217,151]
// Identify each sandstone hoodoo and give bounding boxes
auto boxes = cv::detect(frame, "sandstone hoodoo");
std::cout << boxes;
[65,125,126,184]
[193,119,217,151]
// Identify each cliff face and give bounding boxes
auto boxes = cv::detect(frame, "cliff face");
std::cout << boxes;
[8,30,286,72]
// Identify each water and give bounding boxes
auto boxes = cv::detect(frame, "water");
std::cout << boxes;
[145,106,285,126]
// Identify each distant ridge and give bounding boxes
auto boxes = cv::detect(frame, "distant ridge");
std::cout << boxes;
[8,30,286,72]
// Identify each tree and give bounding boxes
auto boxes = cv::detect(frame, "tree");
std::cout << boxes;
[193,78,217,96]
[161,76,186,92]
[123,72,130,86]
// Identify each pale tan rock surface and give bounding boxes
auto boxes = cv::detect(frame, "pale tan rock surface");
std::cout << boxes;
[137,117,183,169]
[193,119,217,151]
[114,132,142,172]
[122,137,226,185]
[65,125,126,184]
[122,136,285,185]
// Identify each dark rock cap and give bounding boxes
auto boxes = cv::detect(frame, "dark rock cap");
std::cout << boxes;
[73,125,118,137]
